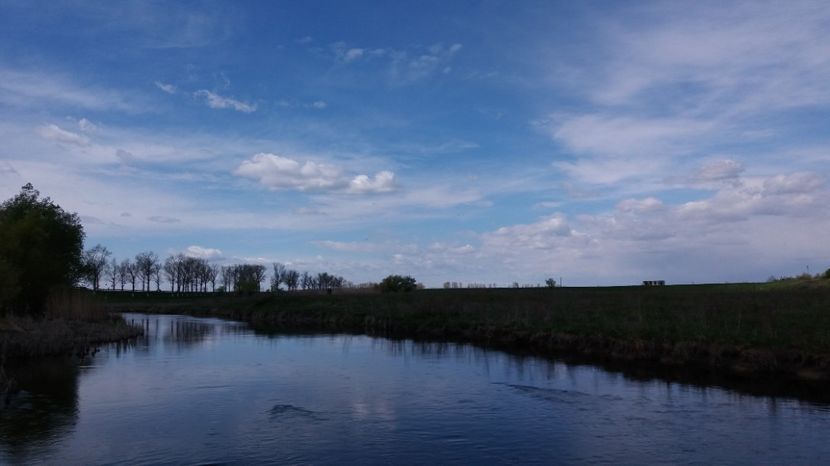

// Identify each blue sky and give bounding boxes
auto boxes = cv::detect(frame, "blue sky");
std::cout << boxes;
[1,0,829,286]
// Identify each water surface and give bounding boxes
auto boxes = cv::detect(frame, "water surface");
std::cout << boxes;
[1,313,828,464]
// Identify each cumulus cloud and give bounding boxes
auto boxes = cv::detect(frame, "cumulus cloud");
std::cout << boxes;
[234,153,396,194]
[194,90,256,112]
[234,153,344,191]
[348,171,396,193]
[183,245,223,260]
[154,81,177,94]
[476,169,830,284]
[36,124,90,146]
[484,214,573,251]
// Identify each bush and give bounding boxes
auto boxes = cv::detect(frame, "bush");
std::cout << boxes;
[378,275,418,292]
[824,268,830,280]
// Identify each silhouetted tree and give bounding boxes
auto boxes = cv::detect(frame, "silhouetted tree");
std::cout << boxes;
[378,275,417,292]
[106,257,118,290]
[284,269,300,291]
[82,244,111,291]
[0,184,85,316]
[271,263,286,291]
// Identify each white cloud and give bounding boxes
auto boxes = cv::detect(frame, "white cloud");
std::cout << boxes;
[234,153,396,194]
[694,159,745,184]
[0,68,139,111]
[390,42,463,83]
[194,89,256,113]
[329,41,463,83]
[311,100,327,109]
[344,48,364,62]
[475,168,830,284]
[183,245,223,260]
[154,81,177,94]
[36,124,90,146]
[234,153,344,191]
[77,118,98,132]
[348,171,396,193]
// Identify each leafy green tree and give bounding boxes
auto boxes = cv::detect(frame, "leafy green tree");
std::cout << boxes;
[823,268,830,280]
[378,274,418,292]
[0,184,85,316]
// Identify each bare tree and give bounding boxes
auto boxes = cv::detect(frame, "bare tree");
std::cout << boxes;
[118,259,130,291]
[124,260,138,292]
[220,265,233,292]
[163,255,178,292]
[106,257,118,290]
[284,269,300,291]
[83,244,111,290]
[271,263,286,291]
[208,265,219,292]
[152,262,162,291]
[134,251,159,292]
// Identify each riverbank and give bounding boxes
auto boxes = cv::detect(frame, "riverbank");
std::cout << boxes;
[1,289,143,361]
[103,282,830,382]
[0,316,142,360]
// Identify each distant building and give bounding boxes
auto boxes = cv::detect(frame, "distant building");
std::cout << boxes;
[642,280,665,286]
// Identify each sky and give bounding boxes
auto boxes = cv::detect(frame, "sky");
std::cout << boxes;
[1,0,829,287]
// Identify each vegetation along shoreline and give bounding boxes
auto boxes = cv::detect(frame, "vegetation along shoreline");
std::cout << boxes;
[104,281,830,387]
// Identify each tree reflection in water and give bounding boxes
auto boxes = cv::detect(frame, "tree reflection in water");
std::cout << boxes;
[0,356,80,462]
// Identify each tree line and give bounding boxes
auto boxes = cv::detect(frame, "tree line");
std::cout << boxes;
[0,183,416,317]
[81,245,351,294]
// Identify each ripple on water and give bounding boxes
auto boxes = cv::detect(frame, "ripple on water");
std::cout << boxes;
[268,403,328,422]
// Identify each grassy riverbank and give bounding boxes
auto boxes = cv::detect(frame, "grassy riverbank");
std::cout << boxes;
[103,282,830,381]
[1,290,143,361]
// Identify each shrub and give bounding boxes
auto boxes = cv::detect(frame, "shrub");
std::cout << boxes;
[378,275,418,292]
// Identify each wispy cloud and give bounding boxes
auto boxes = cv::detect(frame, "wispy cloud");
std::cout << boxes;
[154,81,177,94]
[328,41,463,84]
[36,124,90,146]
[194,90,256,113]
[0,68,140,112]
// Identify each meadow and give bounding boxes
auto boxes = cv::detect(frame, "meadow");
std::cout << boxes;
[102,281,830,381]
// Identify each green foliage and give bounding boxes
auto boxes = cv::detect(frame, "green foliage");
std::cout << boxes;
[378,274,417,292]
[824,268,830,280]
[0,184,85,316]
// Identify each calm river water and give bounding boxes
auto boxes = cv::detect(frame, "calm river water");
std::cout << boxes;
[1,313,829,464]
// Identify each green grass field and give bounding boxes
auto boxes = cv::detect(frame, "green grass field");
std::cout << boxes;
[102,281,830,354]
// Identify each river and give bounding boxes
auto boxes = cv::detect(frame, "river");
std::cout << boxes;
[1,313,829,464]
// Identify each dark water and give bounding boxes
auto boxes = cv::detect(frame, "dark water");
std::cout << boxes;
[2,314,829,465]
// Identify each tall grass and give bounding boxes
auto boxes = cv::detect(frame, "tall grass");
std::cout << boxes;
[103,283,830,379]
[45,287,109,322]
